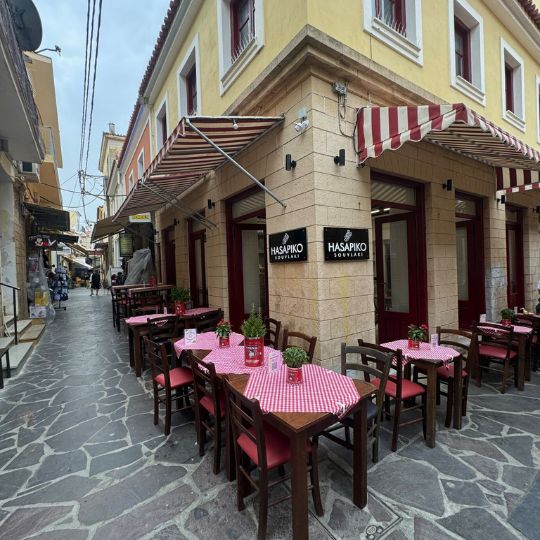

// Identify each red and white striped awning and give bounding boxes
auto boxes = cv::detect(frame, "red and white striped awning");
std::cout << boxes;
[357,104,540,193]
[114,115,284,220]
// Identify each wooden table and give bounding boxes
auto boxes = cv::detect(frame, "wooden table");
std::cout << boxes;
[512,325,532,390]
[227,374,376,540]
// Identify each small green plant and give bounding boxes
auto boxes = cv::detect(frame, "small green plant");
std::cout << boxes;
[215,320,231,338]
[407,323,428,341]
[501,308,515,322]
[171,287,191,302]
[241,308,266,338]
[282,347,308,368]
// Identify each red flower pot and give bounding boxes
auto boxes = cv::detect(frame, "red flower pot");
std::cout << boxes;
[149,276,157,287]
[407,338,420,349]
[219,336,230,348]
[287,366,303,384]
[244,337,264,367]
[175,301,186,316]
[501,319,512,327]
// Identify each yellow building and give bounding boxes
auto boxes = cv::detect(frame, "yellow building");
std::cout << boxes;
[116,0,540,367]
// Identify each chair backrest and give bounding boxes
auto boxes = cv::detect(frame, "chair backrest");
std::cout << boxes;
[282,328,317,363]
[474,322,514,357]
[223,377,268,468]
[147,315,181,343]
[192,309,224,333]
[264,317,282,349]
[188,352,221,418]
[436,327,478,374]
[142,335,170,385]
[514,314,535,329]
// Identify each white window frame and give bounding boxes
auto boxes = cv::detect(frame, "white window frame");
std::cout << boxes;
[448,0,485,106]
[363,0,423,66]
[137,149,145,180]
[500,38,526,132]
[216,0,265,95]
[536,75,540,144]
[128,172,134,192]
[177,34,201,117]
[154,96,169,154]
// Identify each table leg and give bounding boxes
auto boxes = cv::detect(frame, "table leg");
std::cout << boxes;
[224,396,236,481]
[425,364,437,448]
[290,434,309,540]
[352,399,368,508]
[452,355,463,430]
[134,327,142,377]
[128,327,134,368]
[517,336,525,391]
[525,337,531,382]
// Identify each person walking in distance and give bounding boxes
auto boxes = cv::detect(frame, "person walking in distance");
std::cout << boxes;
[90,269,101,297]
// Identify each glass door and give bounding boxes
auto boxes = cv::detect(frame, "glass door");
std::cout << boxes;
[189,228,207,307]
[506,206,524,309]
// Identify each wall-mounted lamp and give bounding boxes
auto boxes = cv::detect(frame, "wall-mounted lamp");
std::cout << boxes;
[334,149,345,166]
[285,154,297,171]
[294,118,309,133]
[533,206,540,214]
[173,218,179,226]
[496,194,506,205]
[207,198,215,210]
[231,119,239,130]
[442,179,453,191]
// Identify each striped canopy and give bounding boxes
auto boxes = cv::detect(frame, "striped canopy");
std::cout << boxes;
[114,116,283,220]
[357,104,540,193]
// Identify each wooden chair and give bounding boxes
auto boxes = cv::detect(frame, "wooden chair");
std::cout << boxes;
[475,322,517,393]
[188,352,225,474]
[143,336,194,436]
[515,313,539,373]
[281,328,317,363]
[192,309,224,333]
[114,289,129,332]
[359,340,426,452]
[434,328,478,428]
[264,317,282,349]
[224,378,323,540]
[317,342,393,462]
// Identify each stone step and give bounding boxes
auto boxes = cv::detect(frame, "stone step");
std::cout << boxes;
[20,323,45,342]
[5,319,32,337]
[2,342,33,377]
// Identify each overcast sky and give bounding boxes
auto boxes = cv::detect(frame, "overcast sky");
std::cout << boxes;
[34,0,170,226]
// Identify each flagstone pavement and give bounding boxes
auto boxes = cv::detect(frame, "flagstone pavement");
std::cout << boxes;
[0,288,539,539]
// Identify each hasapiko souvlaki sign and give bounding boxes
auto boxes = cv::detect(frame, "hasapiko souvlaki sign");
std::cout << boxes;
[269,228,308,263]
[324,227,369,261]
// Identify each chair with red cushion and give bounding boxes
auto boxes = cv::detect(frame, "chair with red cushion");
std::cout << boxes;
[514,313,539,374]
[360,340,426,452]
[317,342,393,462]
[188,352,225,474]
[281,328,317,363]
[143,336,194,436]
[224,378,323,540]
[264,317,282,349]
[475,322,517,393]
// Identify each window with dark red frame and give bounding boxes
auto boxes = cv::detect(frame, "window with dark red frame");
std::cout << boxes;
[505,63,514,113]
[231,0,255,60]
[186,66,197,115]
[375,0,406,35]
[454,17,471,82]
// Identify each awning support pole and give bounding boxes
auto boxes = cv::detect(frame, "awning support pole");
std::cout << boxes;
[142,180,217,229]
[185,118,287,209]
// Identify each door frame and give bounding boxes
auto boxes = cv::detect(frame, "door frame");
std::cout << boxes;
[188,218,208,307]
[162,225,176,285]
[505,204,525,309]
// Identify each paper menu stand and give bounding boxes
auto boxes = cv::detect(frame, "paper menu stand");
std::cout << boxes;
[163,306,168,314]
[184,328,197,344]
[430,334,439,348]
[267,351,280,374]
[479,314,487,323]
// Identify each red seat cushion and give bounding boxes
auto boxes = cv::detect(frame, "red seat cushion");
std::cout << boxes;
[154,367,193,389]
[479,344,517,360]
[200,391,226,418]
[372,377,425,399]
[436,365,468,380]
[237,424,311,469]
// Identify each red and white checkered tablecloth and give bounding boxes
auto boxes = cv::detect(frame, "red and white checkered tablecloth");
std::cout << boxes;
[174,331,244,357]
[380,340,460,366]
[479,324,532,336]
[244,364,360,418]
[125,307,218,327]
[201,345,281,375]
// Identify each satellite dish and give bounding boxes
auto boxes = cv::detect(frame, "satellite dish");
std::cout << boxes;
[7,0,43,52]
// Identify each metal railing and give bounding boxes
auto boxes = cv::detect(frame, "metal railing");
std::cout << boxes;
[0,282,20,344]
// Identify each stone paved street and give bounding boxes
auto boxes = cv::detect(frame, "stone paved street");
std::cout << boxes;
[0,288,539,539]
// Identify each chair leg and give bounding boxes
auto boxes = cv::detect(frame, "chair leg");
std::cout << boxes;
[444,379,454,428]
[165,388,172,436]
[391,399,401,452]
[462,376,469,416]
[153,385,159,426]
[309,445,324,517]
[436,379,441,406]
[501,360,508,394]
[421,394,427,440]
[372,421,380,463]
[257,469,269,540]
[344,425,351,446]
[5,349,10,379]
[237,453,247,512]
[213,417,222,475]
[384,395,391,420]
[0,353,4,389]
[194,407,205,456]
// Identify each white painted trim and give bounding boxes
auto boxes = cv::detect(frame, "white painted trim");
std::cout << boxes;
[363,0,423,66]
[137,148,145,180]
[154,95,169,156]
[536,75,540,144]
[500,37,526,131]
[448,0,485,106]
[216,0,265,95]
[177,34,202,116]
[128,172,134,191]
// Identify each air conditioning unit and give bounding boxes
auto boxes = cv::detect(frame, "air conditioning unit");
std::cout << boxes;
[18,161,40,181]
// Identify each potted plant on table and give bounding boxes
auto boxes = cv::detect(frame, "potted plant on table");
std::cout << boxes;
[171,287,190,316]
[241,308,266,367]
[501,308,515,326]
[215,319,232,348]
[407,323,428,349]
[282,347,308,384]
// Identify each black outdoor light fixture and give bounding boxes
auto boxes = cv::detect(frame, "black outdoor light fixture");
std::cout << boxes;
[285,154,297,171]
[442,178,452,191]
[533,206,540,214]
[497,194,506,205]
[334,149,345,166]
[207,198,215,210]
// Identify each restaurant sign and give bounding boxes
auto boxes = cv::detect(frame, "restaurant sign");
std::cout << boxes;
[323,227,369,261]
[129,213,151,223]
[269,228,308,263]
[119,232,134,257]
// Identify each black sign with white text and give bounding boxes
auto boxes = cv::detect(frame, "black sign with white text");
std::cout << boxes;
[269,228,308,263]
[323,227,369,261]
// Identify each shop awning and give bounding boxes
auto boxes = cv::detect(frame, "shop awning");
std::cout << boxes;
[62,255,92,269]
[25,203,70,230]
[113,115,285,221]
[66,243,89,257]
[43,230,79,245]
[357,104,540,193]
[91,215,128,242]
